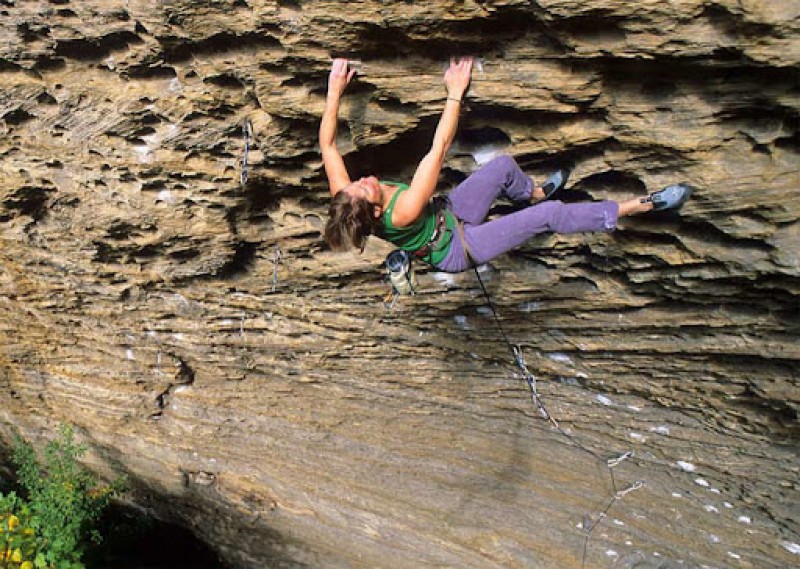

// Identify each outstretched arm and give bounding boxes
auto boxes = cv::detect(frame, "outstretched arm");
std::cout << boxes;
[320,58,356,196]
[392,57,473,227]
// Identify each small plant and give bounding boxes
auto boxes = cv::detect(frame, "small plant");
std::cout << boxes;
[0,425,125,569]
[1,492,37,569]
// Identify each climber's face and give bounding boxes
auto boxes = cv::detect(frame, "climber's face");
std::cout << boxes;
[343,176,382,217]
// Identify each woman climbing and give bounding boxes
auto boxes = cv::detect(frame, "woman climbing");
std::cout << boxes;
[320,58,691,273]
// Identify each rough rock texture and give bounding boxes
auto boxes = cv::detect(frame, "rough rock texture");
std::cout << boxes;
[1,1,798,568]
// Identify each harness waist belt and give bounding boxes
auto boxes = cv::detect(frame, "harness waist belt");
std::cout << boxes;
[412,209,449,260]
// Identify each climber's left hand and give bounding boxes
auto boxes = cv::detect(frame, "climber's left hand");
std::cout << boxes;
[328,58,356,99]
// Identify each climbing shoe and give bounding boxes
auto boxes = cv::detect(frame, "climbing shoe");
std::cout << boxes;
[541,169,570,199]
[644,184,693,211]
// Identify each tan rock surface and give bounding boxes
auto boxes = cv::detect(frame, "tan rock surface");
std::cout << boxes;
[1,1,798,568]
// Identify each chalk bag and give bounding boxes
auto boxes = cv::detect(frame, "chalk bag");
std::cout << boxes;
[385,249,417,295]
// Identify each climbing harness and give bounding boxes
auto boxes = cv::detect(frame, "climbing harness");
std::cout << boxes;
[240,119,252,186]
[411,207,450,263]
[470,265,643,568]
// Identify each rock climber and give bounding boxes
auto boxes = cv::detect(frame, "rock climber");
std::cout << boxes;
[319,57,691,273]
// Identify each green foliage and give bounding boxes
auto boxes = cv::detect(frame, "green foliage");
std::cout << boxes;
[0,425,126,569]
[1,491,37,569]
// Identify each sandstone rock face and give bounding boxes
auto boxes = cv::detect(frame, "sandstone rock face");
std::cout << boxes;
[1,1,798,568]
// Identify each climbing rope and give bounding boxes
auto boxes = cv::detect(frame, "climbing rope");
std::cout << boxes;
[339,262,643,565]
[471,266,644,567]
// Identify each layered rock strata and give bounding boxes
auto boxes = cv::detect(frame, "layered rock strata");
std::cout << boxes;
[1,1,798,568]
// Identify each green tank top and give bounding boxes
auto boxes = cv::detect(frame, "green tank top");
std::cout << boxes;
[378,182,455,266]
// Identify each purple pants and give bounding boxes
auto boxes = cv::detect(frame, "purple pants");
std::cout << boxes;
[436,155,619,273]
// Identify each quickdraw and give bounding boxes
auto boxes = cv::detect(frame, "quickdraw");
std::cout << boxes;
[240,119,252,186]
